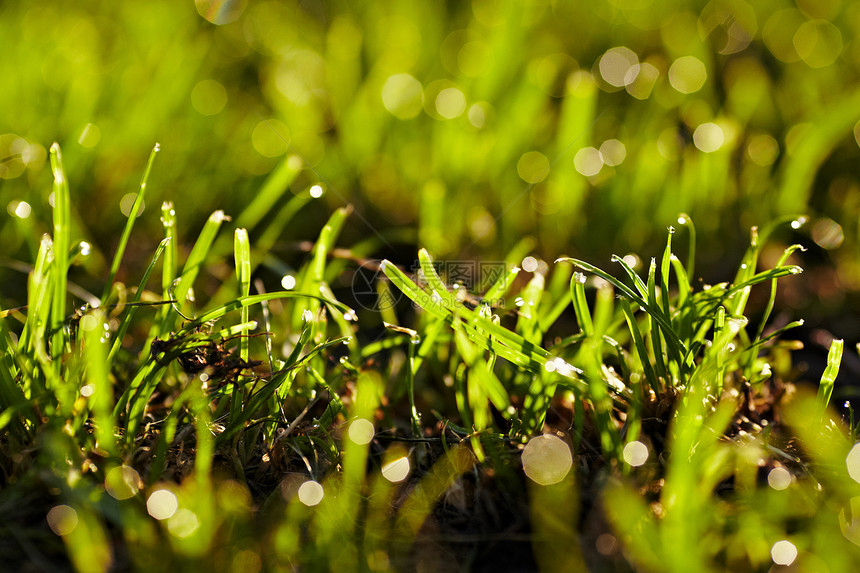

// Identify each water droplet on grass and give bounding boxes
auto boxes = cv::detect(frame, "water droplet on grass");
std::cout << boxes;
[522,256,538,273]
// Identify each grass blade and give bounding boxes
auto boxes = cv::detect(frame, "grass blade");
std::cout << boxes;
[101,143,159,303]
[292,206,352,330]
[172,210,229,318]
[558,257,687,360]
[620,298,660,396]
[676,213,696,281]
[82,309,116,456]
[612,255,648,300]
[817,338,843,408]
[384,255,587,391]
[107,237,170,366]
[569,272,593,337]
[231,227,252,423]
[49,143,70,371]
[234,228,252,361]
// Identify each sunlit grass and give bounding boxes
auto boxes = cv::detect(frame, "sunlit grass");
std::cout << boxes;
[2,136,860,571]
[2,1,860,571]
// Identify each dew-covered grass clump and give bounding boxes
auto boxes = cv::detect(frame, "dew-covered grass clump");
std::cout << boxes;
[3,2,860,572]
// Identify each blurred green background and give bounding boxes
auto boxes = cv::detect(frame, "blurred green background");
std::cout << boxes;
[2,0,860,339]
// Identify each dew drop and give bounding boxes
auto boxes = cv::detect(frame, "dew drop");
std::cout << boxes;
[790,216,808,229]
[522,256,538,273]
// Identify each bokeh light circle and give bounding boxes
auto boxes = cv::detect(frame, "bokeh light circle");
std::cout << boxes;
[46,505,78,536]
[767,467,792,490]
[622,441,649,467]
[668,56,707,94]
[381,74,423,119]
[381,456,411,483]
[847,442,860,484]
[522,434,573,485]
[105,465,141,500]
[348,418,375,445]
[771,540,798,566]
[147,488,178,520]
[195,0,248,25]
[298,480,325,506]
[793,19,843,68]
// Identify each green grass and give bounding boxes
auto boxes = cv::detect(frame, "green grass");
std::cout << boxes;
[1,148,859,571]
[2,1,860,571]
